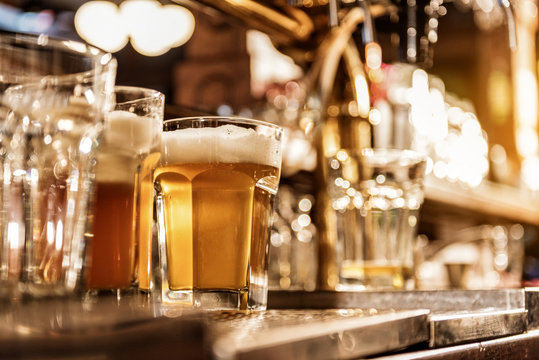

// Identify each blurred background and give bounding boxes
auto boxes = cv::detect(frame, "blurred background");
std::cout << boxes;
[3,0,539,291]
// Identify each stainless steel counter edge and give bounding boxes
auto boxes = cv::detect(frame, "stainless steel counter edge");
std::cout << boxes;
[429,308,528,348]
[212,309,430,360]
[268,289,526,313]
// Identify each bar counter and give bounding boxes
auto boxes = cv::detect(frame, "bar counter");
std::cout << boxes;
[2,288,539,359]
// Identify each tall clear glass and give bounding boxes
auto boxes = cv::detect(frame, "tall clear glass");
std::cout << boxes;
[84,86,163,293]
[327,148,426,290]
[154,117,282,310]
[0,33,117,299]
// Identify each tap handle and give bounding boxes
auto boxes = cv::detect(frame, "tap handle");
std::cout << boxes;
[498,0,517,51]
[356,0,377,44]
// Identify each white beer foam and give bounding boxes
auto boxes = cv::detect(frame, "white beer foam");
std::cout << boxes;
[162,124,281,167]
[96,110,159,184]
[104,110,158,153]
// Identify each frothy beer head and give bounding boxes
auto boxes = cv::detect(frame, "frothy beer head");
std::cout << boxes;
[162,124,281,167]
[97,110,158,184]
[104,110,159,153]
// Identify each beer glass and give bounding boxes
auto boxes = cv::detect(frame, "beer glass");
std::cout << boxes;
[84,86,163,293]
[0,33,116,298]
[327,148,426,290]
[155,117,282,310]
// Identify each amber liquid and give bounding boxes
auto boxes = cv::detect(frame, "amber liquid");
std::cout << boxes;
[85,182,136,290]
[137,152,161,291]
[340,261,405,289]
[154,162,278,292]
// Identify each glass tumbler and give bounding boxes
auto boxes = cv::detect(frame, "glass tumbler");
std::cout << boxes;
[84,86,164,294]
[0,33,117,299]
[327,148,426,290]
[154,116,282,310]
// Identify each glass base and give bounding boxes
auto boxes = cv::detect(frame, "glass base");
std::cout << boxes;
[248,280,268,311]
[339,263,405,290]
[162,289,193,306]
[193,289,248,310]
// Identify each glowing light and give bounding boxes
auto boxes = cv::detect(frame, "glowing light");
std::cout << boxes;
[510,224,525,240]
[368,108,382,126]
[247,30,303,98]
[7,222,21,250]
[354,72,370,118]
[47,221,55,245]
[521,156,539,191]
[410,70,447,142]
[365,42,382,71]
[75,0,195,56]
[516,126,538,157]
[490,144,507,164]
[348,101,359,117]
[336,150,348,162]
[297,214,311,227]
[298,198,312,212]
[79,137,93,154]
[382,64,489,188]
[515,69,538,129]
[57,119,74,132]
[433,160,448,179]
[12,169,26,177]
[476,0,495,13]
[55,221,63,251]
[75,1,128,53]
[122,1,195,56]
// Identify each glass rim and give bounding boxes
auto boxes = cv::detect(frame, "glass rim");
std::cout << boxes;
[0,33,115,84]
[114,85,165,106]
[358,147,426,158]
[331,148,427,166]
[163,116,282,132]
[335,147,425,158]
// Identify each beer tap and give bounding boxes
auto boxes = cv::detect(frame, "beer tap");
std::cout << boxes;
[357,0,377,44]
[328,0,340,28]
[298,1,387,289]
[498,0,517,51]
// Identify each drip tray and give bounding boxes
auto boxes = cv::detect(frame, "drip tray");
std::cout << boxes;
[206,309,430,359]
[268,289,528,348]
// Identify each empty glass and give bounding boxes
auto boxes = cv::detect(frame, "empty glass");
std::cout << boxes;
[0,33,117,299]
[327,148,426,290]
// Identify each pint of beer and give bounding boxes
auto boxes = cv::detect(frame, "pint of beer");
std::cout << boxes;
[155,117,282,310]
[85,87,163,292]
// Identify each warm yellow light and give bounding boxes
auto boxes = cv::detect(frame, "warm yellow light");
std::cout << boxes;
[246,30,303,97]
[74,0,195,56]
[516,125,539,157]
[122,0,195,56]
[365,42,382,71]
[409,69,447,142]
[521,156,539,191]
[515,69,538,128]
[75,1,128,53]
[354,72,370,118]
[165,5,195,48]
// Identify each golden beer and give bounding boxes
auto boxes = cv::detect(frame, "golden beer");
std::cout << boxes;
[136,152,161,291]
[156,119,282,309]
[155,162,278,291]
[85,99,162,292]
